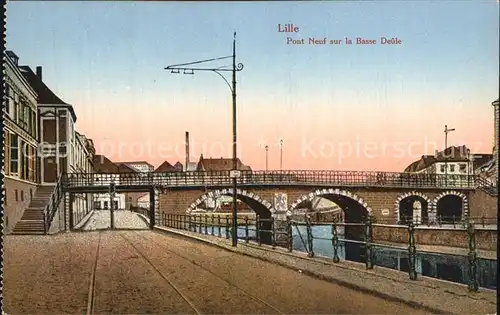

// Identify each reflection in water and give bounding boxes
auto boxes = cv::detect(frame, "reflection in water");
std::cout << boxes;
[291,225,497,290]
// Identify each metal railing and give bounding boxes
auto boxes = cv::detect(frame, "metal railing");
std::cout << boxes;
[43,174,65,234]
[61,171,479,190]
[394,215,498,228]
[476,176,498,196]
[158,213,490,291]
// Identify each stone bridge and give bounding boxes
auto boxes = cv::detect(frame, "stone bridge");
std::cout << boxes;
[159,186,496,224]
[61,170,497,225]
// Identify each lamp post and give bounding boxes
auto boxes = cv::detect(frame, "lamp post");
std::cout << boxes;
[444,125,455,186]
[109,181,115,229]
[265,145,269,171]
[280,139,283,171]
[165,32,244,247]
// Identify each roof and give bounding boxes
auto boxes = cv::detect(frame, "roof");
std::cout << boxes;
[404,145,472,172]
[196,154,252,171]
[19,65,77,122]
[117,163,138,173]
[154,161,179,172]
[118,161,154,168]
[93,155,119,173]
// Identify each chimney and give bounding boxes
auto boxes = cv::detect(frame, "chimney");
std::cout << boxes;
[36,66,42,80]
[434,150,438,157]
[185,131,190,171]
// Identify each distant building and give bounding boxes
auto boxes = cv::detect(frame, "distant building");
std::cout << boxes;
[196,154,252,171]
[404,145,492,177]
[3,51,39,232]
[93,155,125,209]
[154,161,179,172]
[116,161,154,173]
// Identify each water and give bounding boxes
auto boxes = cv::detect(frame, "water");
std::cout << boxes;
[292,225,497,290]
[188,223,497,290]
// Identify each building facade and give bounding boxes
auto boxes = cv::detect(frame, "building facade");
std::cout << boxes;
[3,51,39,232]
[491,98,499,182]
[93,155,126,209]
[404,146,492,179]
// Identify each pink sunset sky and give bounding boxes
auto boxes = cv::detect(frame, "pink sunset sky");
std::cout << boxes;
[6,1,499,171]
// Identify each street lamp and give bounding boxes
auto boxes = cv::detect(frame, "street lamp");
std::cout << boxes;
[444,125,455,186]
[265,145,269,171]
[165,32,244,247]
[109,181,115,229]
[280,139,283,171]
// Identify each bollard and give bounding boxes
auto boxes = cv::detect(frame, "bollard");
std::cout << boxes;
[365,216,373,269]
[245,216,249,243]
[407,221,417,280]
[287,216,292,252]
[306,216,314,258]
[331,221,340,263]
[256,215,261,246]
[467,222,479,292]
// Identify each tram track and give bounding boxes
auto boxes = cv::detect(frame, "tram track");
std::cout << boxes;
[118,233,202,315]
[86,231,102,315]
[128,230,283,314]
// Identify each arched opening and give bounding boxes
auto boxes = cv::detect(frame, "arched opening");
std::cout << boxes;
[398,196,429,225]
[436,195,463,224]
[188,191,274,244]
[294,193,369,263]
[291,196,344,223]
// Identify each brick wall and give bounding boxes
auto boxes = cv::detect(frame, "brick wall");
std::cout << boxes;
[3,177,38,233]
[468,190,498,217]
[372,225,497,251]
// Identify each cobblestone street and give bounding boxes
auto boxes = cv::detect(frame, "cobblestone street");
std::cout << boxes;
[4,231,432,314]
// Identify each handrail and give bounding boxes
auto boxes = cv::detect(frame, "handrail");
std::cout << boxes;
[475,176,498,196]
[61,171,479,190]
[43,174,65,234]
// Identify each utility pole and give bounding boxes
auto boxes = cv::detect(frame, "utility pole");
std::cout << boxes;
[444,125,455,187]
[280,139,283,171]
[165,32,244,247]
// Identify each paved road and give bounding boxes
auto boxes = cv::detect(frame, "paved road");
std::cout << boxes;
[3,231,430,314]
[81,209,149,230]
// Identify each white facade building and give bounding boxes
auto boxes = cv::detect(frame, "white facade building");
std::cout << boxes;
[92,173,126,209]
[137,193,150,209]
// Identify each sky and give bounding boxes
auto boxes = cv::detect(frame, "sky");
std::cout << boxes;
[6,1,499,171]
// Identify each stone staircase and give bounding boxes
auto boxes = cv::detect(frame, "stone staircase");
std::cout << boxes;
[11,185,55,235]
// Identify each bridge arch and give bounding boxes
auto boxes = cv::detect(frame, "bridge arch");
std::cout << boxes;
[431,190,469,223]
[394,191,432,224]
[186,188,275,217]
[289,188,372,217]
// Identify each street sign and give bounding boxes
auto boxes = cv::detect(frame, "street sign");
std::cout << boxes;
[229,170,241,178]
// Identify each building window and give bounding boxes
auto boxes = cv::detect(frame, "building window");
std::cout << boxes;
[440,165,445,173]
[15,189,18,201]
[10,134,19,176]
[4,130,11,175]
[459,164,467,173]
[93,201,101,209]
[5,84,11,115]
[21,190,24,202]
[13,92,19,122]
[449,164,455,172]
[30,188,33,199]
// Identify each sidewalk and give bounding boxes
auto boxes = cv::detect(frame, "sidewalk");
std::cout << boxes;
[154,226,497,315]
